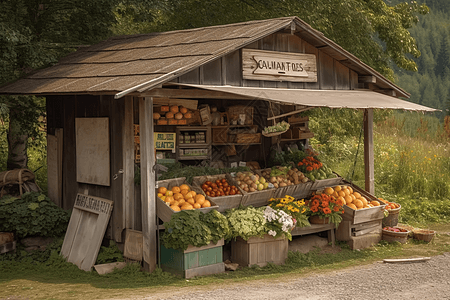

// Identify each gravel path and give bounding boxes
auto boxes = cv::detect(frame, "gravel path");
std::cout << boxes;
[136,252,450,300]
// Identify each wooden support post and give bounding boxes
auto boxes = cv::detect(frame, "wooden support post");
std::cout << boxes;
[139,96,157,272]
[364,109,375,194]
[123,96,135,229]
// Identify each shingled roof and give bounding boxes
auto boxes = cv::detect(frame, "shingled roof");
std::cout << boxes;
[0,16,409,98]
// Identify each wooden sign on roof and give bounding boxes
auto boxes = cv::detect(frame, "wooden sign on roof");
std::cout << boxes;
[242,49,317,82]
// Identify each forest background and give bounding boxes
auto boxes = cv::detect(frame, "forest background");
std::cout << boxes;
[0,0,449,226]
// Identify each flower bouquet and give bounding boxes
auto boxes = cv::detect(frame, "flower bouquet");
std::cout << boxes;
[268,195,310,228]
[306,192,344,228]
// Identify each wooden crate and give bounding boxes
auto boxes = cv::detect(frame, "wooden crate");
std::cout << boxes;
[0,241,16,254]
[287,115,309,124]
[156,177,218,223]
[160,239,225,278]
[227,106,253,125]
[191,174,243,213]
[211,127,228,144]
[254,169,313,199]
[236,133,260,144]
[311,175,343,190]
[231,234,288,267]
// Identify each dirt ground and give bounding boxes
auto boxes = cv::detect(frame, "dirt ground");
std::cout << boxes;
[109,252,450,300]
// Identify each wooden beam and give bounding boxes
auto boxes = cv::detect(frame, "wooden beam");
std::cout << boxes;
[267,107,312,121]
[142,88,250,100]
[374,89,397,97]
[358,76,376,83]
[364,109,375,194]
[123,96,135,229]
[139,96,157,272]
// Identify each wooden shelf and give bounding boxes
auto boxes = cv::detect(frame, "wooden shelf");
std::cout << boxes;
[212,143,260,146]
[178,143,209,148]
[178,156,210,160]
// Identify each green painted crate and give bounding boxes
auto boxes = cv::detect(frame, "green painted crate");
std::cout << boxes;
[160,239,225,278]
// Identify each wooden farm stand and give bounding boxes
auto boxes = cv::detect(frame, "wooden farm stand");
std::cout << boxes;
[0,16,437,272]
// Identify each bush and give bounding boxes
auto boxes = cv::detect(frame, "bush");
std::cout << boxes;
[0,192,71,239]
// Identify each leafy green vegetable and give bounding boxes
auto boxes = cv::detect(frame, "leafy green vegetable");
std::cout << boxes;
[200,210,231,244]
[225,205,267,241]
[162,210,212,250]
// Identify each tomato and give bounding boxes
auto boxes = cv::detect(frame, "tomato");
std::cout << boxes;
[230,190,236,195]
[206,191,210,196]
[223,182,229,188]
[207,186,212,191]
[215,179,221,184]
[210,191,215,197]
[205,181,212,186]
[211,183,217,188]
[202,184,208,190]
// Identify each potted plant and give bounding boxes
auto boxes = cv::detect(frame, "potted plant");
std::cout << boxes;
[306,192,345,228]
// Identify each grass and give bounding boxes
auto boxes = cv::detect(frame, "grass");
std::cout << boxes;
[1,224,450,300]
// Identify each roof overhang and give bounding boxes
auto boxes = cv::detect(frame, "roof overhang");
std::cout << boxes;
[162,84,438,112]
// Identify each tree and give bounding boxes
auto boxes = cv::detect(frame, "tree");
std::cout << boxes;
[0,0,119,169]
[154,0,429,81]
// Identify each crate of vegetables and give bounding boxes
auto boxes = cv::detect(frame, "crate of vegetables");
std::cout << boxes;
[156,177,218,222]
[231,171,274,208]
[256,166,312,199]
[192,174,243,213]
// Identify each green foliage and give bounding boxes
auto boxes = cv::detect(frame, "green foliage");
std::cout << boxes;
[156,163,251,184]
[200,209,231,244]
[96,240,124,265]
[0,192,70,239]
[162,210,212,250]
[225,205,267,241]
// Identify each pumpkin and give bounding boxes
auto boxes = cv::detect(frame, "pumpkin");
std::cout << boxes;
[180,106,188,114]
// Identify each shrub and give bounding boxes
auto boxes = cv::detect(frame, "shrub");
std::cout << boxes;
[0,192,70,239]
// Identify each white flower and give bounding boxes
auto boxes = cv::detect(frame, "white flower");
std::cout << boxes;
[268,230,277,237]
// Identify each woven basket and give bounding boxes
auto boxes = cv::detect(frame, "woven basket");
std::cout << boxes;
[262,129,288,137]
[413,229,435,243]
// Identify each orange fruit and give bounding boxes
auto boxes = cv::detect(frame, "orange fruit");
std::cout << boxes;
[353,192,361,199]
[172,200,180,207]
[181,203,194,210]
[348,187,353,194]
[347,203,357,210]
[178,199,186,205]
[180,184,190,191]
[344,195,352,204]
[184,191,194,199]
[360,197,368,206]
[160,195,166,201]
[324,187,334,195]
[180,189,189,196]
[337,196,346,204]
[344,188,351,196]
[158,187,167,195]
[165,190,174,197]
[371,201,380,207]
[334,185,342,192]
[193,203,202,209]
[332,191,339,198]
[186,198,195,205]
[338,191,346,198]
[195,194,206,205]
[351,194,356,201]
[170,205,181,211]
[353,199,363,208]
[190,190,197,197]
[174,193,184,200]
[172,186,181,194]
[202,200,211,208]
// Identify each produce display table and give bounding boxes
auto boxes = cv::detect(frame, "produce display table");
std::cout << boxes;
[291,223,335,247]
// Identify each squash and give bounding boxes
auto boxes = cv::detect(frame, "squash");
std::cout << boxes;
[180,106,188,114]
[170,105,179,113]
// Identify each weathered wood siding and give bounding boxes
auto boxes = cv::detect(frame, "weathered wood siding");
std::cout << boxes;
[177,32,353,92]
[46,95,137,242]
